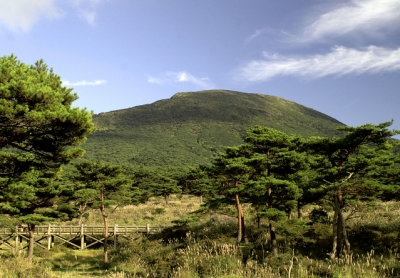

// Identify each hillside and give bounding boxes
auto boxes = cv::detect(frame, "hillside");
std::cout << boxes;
[83,90,345,168]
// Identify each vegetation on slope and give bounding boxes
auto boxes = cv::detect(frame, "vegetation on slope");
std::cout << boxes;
[83,90,344,168]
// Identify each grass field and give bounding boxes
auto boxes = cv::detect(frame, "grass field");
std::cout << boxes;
[1,195,400,277]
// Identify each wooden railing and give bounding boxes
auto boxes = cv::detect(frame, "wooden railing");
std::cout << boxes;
[0,224,167,250]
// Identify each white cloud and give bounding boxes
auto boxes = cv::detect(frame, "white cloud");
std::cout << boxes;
[303,0,400,41]
[0,0,62,32]
[0,0,106,32]
[238,46,400,81]
[147,76,163,85]
[148,71,214,89]
[62,79,106,86]
[68,0,105,26]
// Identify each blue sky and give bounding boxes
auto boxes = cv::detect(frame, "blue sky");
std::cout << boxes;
[1,0,400,134]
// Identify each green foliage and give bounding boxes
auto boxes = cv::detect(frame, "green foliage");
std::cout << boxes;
[309,208,329,224]
[241,127,309,219]
[132,166,182,204]
[0,55,95,176]
[72,160,133,212]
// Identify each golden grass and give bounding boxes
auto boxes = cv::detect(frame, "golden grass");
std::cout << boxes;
[2,197,400,277]
[68,194,202,226]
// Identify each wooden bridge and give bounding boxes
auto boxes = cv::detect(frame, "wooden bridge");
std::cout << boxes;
[0,224,166,251]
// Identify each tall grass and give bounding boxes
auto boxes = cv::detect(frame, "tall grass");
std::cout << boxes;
[1,197,400,277]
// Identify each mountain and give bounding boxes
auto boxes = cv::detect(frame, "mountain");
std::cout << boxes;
[82,90,345,168]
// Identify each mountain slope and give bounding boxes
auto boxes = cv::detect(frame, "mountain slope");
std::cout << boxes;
[83,90,344,168]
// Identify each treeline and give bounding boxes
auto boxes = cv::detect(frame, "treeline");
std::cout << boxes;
[181,123,400,260]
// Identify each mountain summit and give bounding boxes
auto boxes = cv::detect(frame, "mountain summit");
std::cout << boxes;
[83,90,344,168]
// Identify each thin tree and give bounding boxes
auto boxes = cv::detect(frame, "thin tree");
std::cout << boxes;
[207,145,255,244]
[73,161,133,265]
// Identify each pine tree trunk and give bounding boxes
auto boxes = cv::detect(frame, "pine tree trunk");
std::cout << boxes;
[331,186,347,259]
[102,211,109,264]
[100,192,109,265]
[103,216,109,264]
[267,187,272,208]
[330,194,339,260]
[268,187,278,256]
[27,224,35,263]
[78,201,88,226]
[235,193,243,244]
[270,223,278,257]
[339,209,351,261]
[297,200,303,219]
[337,209,344,257]
[287,209,292,219]
[241,208,247,243]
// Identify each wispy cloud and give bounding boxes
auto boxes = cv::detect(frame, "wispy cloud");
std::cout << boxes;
[148,71,214,89]
[147,76,163,85]
[63,79,106,86]
[0,0,62,32]
[68,0,106,26]
[245,27,282,44]
[238,46,400,81]
[245,28,265,44]
[303,0,400,41]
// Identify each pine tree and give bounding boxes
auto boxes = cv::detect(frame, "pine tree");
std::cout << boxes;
[208,145,255,244]
[0,55,95,262]
[181,165,216,204]
[305,121,400,260]
[133,167,182,205]
[72,161,133,264]
[243,126,306,255]
[0,170,71,261]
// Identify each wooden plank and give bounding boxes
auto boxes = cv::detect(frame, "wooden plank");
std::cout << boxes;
[0,234,15,249]
[18,234,48,250]
[53,235,81,249]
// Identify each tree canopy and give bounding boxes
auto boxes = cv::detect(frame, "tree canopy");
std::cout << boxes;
[0,55,95,177]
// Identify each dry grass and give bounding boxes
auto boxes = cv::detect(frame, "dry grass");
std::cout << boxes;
[65,194,202,226]
[2,197,400,277]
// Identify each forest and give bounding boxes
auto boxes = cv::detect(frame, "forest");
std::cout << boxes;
[1,55,400,277]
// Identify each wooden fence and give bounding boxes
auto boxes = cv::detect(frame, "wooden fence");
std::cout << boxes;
[0,224,166,251]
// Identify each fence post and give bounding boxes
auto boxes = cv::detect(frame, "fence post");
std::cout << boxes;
[47,224,52,250]
[15,226,19,251]
[114,224,118,249]
[80,224,85,250]
[146,224,150,235]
